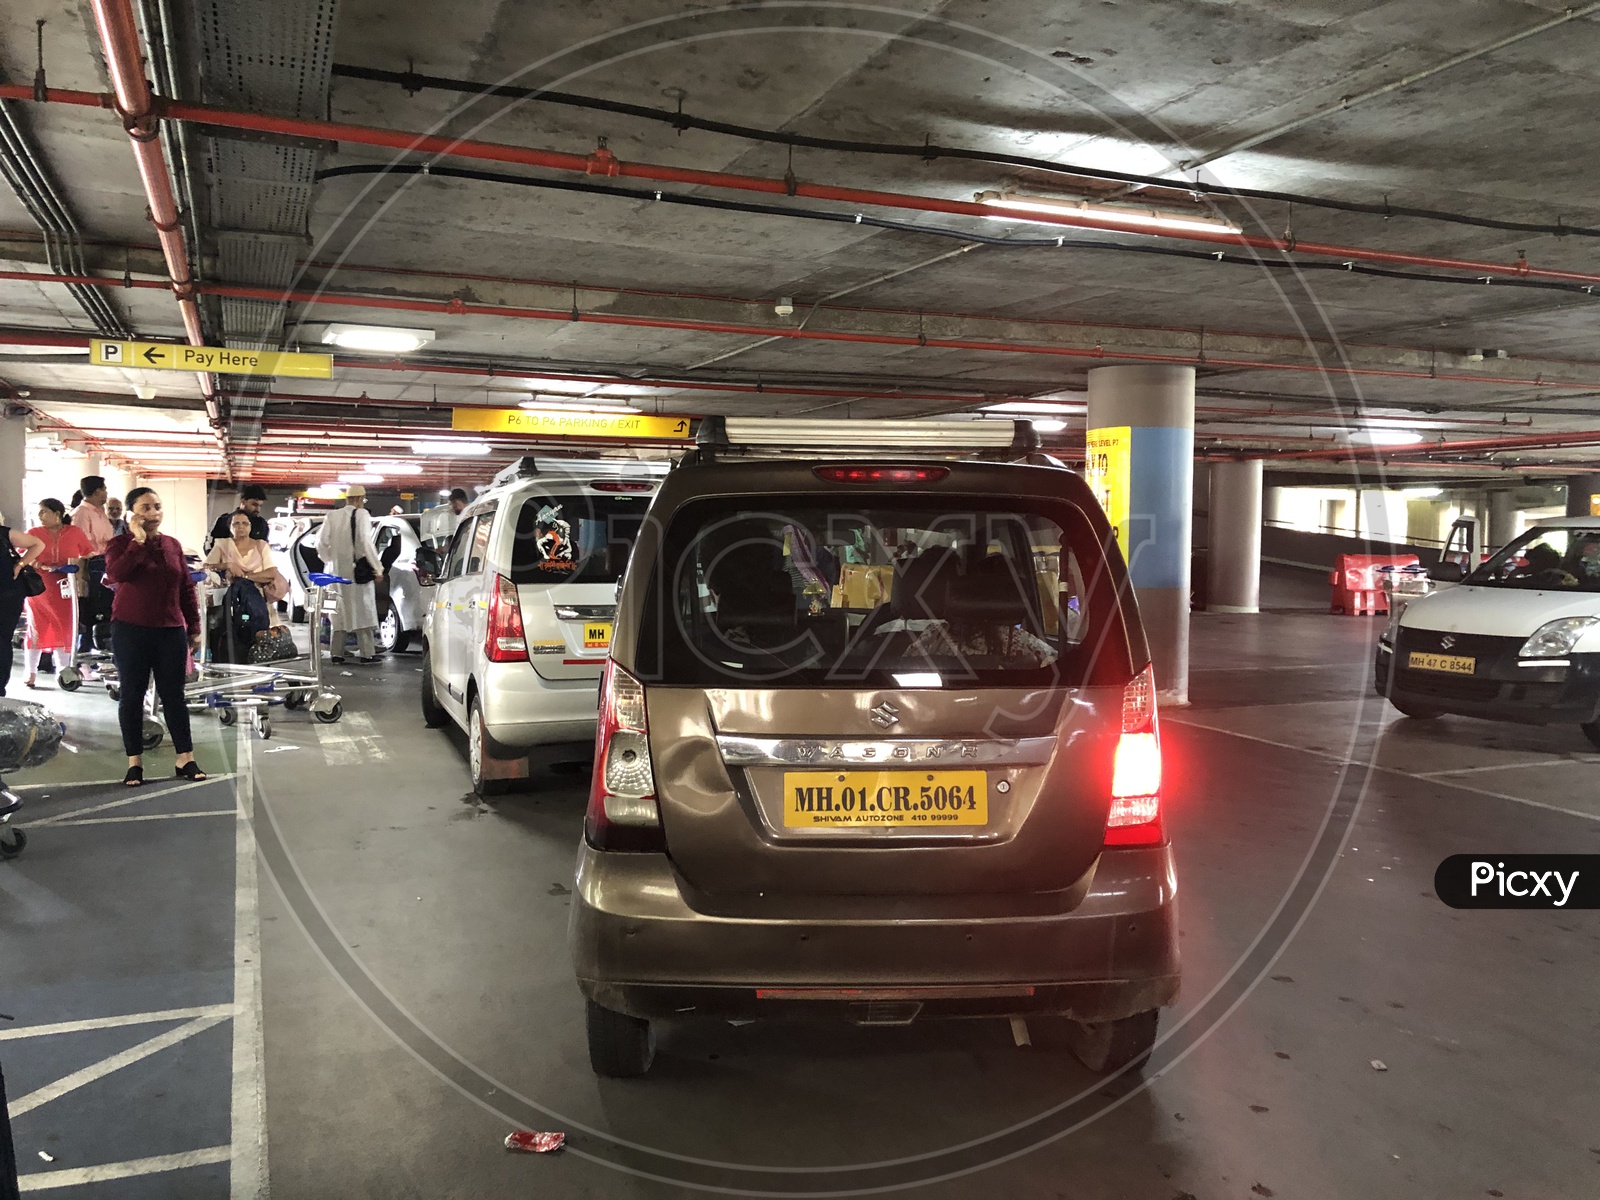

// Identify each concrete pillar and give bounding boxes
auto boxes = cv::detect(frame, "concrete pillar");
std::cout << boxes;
[1487,491,1518,550]
[0,414,25,530]
[1264,485,1286,526]
[1207,458,1263,614]
[1087,364,1195,705]
[1565,474,1600,517]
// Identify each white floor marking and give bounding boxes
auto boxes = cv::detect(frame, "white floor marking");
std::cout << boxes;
[8,1015,228,1118]
[313,709,388,766]
[0,1005,234,1042]
[1171,716,1600,824]
[1417,755,1600,777]
[25,773,238,827]
[18,1146,232,1191]
[231,721,269,1200]
[46,809,237,828]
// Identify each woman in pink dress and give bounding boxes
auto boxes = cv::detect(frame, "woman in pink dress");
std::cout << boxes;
[23,498,92,688]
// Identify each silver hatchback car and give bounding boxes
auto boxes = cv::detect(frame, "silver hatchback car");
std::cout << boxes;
[570,418,1179,1077]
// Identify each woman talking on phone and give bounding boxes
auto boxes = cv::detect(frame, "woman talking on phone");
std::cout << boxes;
[104,487,207,786]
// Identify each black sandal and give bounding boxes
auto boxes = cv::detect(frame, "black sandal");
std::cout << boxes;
[174,762,208,781]
[122,766,144,787]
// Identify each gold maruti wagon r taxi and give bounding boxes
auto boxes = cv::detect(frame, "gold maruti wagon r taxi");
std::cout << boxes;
[569,418,1179,1077]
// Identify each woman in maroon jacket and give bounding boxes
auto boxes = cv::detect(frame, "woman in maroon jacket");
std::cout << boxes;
[104,487,208,786]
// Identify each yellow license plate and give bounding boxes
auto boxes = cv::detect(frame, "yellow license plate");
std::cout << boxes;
[583,622,612,649]
[1408,651,1475,675]
[783,771,987,828]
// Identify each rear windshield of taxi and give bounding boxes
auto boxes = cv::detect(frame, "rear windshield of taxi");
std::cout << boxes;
[509,491,652,585]
[633,494,1136,688]
[1467,525,1600,592]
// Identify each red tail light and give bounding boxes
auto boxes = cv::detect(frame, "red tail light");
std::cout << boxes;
[812,465,950,485]
[585,660,665,852]
[484,574,528,662]
[1105,664,1165,847]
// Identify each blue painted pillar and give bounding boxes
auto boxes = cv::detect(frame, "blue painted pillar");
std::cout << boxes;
[1086,365,1195,704]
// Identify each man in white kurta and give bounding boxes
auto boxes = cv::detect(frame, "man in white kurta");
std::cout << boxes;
[315,485,381,662]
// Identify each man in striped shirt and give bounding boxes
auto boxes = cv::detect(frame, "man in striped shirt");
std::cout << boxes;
[72,476,116,652]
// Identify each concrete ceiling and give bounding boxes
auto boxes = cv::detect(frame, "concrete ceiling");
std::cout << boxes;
[2,0,1600,482]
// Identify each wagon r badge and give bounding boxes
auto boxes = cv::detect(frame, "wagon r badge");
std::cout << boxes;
[869,701,902,729]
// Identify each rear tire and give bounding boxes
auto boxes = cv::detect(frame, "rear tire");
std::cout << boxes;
[420,645,447,728]
[585,999,655,1078]
[0,827,26,859]
[468,696,511,796]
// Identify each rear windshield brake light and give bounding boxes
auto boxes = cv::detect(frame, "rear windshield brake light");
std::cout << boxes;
[812,465,950,485]
[590,480,656,492]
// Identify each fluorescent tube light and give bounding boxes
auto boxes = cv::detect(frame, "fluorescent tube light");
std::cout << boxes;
[412,440,491,457]
[1348,429,1424,447]
[976,190,1241,236]
[320,324,436,353]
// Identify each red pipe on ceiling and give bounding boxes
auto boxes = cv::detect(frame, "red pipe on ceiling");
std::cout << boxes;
[84,0,215,414]
[3,82,1600,289]
[10,273,1600,396]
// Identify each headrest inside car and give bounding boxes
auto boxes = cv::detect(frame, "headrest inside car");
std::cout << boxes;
[715,571,798,631]
[944,555,1033,626]
[891,547,959,620]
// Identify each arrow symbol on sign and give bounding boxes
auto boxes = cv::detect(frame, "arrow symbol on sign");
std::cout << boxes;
[674,420,688,433]
[142,346,164,364]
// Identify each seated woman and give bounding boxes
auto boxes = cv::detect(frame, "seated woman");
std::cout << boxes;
[205,509,282,606]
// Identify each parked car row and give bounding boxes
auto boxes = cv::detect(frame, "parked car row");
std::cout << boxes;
[415,421,1179,1081]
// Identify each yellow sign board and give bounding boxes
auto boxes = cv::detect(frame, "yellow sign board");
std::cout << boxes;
[1084,425,1131,549]
[452,408,691,440]
[91,339,333,379]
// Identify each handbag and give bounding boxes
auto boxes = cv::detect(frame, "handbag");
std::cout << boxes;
[4,529,44,597]
[350,508,376,585]
[263,567,291,604]
[249,625,297,663]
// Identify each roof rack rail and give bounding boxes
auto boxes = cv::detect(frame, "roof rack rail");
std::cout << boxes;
[490,456,540,487]
[689,417,1040,463]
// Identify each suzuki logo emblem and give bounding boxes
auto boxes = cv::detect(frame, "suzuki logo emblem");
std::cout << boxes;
[869,701,902,728]
[1440,634,1457,650]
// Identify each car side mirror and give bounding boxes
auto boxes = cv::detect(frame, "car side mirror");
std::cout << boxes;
[413,545,441,584]
[1427,561,1466,583]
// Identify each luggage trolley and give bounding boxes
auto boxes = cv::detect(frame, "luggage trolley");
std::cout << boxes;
[181,570,347,740]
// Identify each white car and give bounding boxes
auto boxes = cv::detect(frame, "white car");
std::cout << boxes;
[1376,516,1600,747]
[420,457,667,793]
[287,512,435,653]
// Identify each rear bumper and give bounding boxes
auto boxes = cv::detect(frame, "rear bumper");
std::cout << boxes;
[477,660,599,753]
[569,844,1180,1023]
[1375,641,1600,724]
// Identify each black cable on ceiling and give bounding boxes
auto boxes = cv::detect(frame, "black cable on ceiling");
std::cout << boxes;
[314,163,1600,299]
[330,62,1600,241]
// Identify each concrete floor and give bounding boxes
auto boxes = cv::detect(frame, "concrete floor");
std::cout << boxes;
[3,567,1599,1198]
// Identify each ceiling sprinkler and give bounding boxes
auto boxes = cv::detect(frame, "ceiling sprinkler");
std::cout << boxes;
[773,296,794,316]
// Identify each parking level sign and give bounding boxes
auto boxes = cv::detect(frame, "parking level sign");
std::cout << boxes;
[1084,426,1131,547]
